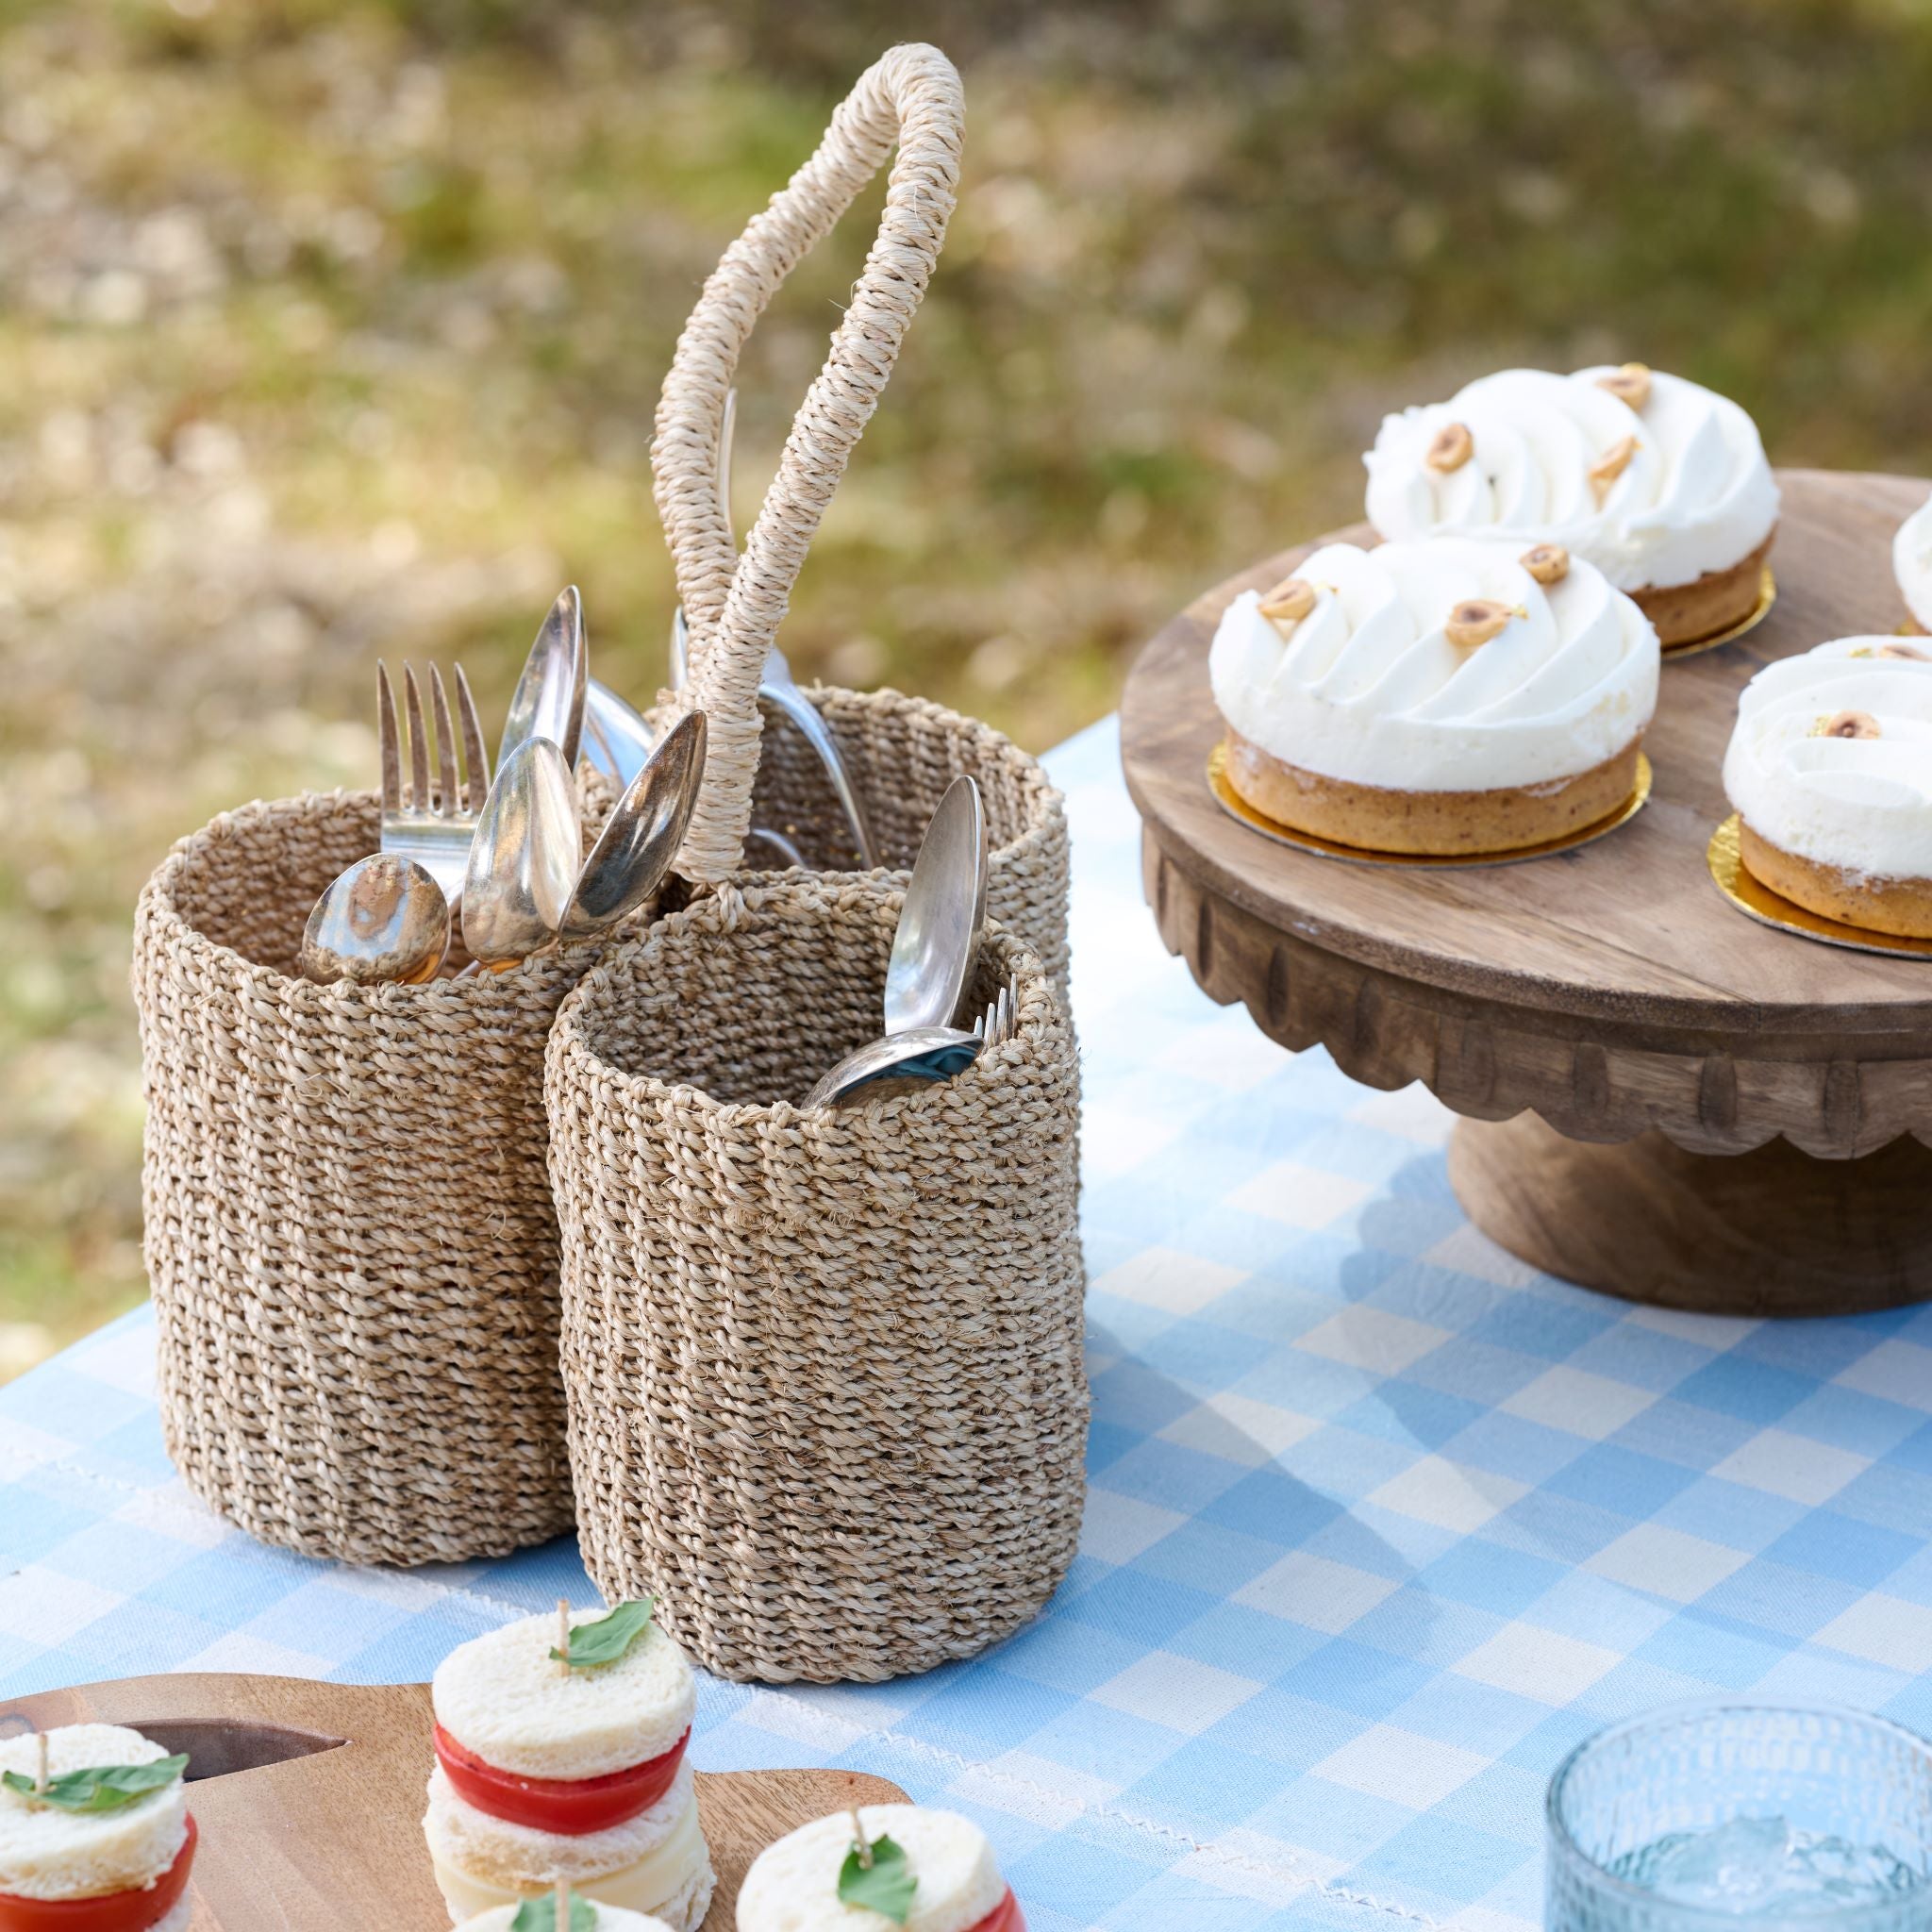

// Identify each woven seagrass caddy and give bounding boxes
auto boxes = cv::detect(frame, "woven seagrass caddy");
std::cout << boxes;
[545,876,1086,1681]
[132,791,597,1565]
[545,42,1088,1680]
[735,683,1070,988]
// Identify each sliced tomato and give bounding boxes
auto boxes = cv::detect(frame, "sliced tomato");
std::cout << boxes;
[0,1812,196,1932]
[964,1889,1026,1932]
[432,1724,690,1835]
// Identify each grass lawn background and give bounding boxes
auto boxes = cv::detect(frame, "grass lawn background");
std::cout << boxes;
[5,0,1931,1373]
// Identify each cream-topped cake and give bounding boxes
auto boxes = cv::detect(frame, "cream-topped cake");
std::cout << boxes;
[0,1724,195,1930]
[1365,364,1779,646]
[1208,536,1659,855]
[425,1604,713,1932]
[1892,489,1932,635]
[735,1806,1022,1932]
[1723,637,1932,937]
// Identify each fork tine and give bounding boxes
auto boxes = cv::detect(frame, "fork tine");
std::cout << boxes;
[402,662,430,810]
[376,661,401,813]
[428,665,458,813]
[454,663,490,811]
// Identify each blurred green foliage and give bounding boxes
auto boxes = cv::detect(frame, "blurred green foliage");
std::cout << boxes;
[4,0,1932,1373]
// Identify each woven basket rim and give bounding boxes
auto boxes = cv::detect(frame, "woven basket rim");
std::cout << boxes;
[139,788,592,1011]
[547,875,1064,1132]
[650,681,1066,869]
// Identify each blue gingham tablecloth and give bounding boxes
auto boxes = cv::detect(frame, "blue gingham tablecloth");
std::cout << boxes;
[8,718,1932,1931]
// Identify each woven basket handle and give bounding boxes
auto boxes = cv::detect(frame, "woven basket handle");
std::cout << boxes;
[652,42,964,882]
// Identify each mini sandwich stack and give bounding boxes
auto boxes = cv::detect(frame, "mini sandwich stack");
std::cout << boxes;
[455,1898,670,1931]
[425,1601,713,1929]
[0,1724,195,1931]
[739,1804,1026,1932]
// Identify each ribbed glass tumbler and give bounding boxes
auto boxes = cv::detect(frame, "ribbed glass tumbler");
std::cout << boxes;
[1548,1703,1932,1930]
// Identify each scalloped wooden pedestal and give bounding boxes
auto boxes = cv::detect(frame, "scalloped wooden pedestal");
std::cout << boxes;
[1122,469,1932,1315]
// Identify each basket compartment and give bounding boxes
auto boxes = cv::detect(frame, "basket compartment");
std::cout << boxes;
[544,874,1087,1681]
[132,791,598,1564]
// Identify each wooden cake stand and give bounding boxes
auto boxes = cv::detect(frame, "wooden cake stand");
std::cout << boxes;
[1120,469,1932,1315]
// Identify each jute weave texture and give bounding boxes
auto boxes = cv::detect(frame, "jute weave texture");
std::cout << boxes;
[544,874,1087,1682]
[132,791,594,1565]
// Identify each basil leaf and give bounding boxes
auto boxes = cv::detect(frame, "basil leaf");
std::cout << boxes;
[508,1896,595,1932]
[549,1598,654,1670]
[2,1755,190,1813]
[838,1834,918,1924]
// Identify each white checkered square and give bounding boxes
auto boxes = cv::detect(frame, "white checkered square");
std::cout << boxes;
[1369,1456,1529,1533]
[1587,1524,1749,1603]
[1712,1429,1868,1506]
[1091,1651,1264,1734]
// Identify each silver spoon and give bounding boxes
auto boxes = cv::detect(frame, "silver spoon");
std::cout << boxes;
[884,774,987,1035]
[298,854,450,986]
[798,1025,983,1111]
[582,678,656,790]
[558,710,708,942]
[461,738,581,970]
[500,587,588,774]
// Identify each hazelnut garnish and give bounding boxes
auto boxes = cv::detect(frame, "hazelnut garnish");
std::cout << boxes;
[1588,434,1639,502]
[1444,599,1520,650]
[1424,422,1474,474]
[1815,709,1882,740]
[1257,576,1317,628]
[1595,362,1653,410]
[1521,542,1571,586]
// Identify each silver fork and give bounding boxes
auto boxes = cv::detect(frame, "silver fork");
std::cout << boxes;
[972,977,1020,1051]
[377,660,491,905]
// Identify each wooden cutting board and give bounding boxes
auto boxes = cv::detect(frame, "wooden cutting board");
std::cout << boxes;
[1,1673,907,1928]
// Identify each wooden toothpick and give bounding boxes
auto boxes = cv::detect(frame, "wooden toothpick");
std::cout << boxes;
[557,1597,572,1675]
[848,1802,873,1870]
[34,1731,48,1796]
[555,1877,573,1925]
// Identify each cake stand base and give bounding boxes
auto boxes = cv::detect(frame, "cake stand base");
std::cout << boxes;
[1449,1115,1932,1316]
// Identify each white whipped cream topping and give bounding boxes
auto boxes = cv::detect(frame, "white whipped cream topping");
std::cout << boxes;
[1208,537,1659,791]
[1365,366,1779,592]
[1723,638,1932,882]
[1892,489,1932,632]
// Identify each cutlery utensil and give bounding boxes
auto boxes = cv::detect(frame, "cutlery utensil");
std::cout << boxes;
[743,825,807,869]
[798,1025,983,1111]
[668,388,879,868]
[582,677,657,790]
[972,977,1018,1051]
[376,660,490,902]
[298,854,450,986]
[558,710,708,942]
[460,738,581,969]
[499,586,588,774]
[884,774,987,1035]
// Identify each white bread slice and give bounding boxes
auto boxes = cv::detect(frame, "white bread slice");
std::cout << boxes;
[736,1807,1005,1932]
[434,1611,696,1778]
[425,1758,703,1892]
[431,1831,714,1931]
[0,1723,189,1902]
[454,1905,675,1931]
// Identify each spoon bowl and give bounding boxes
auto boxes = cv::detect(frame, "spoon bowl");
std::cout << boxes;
[883,774,987,1036]
[299,854,450,986]
[461,738,582,969]
[499,586,589,774]
[799,1025,983,1110]
[559,710,708,941]
[581,678,658,790]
